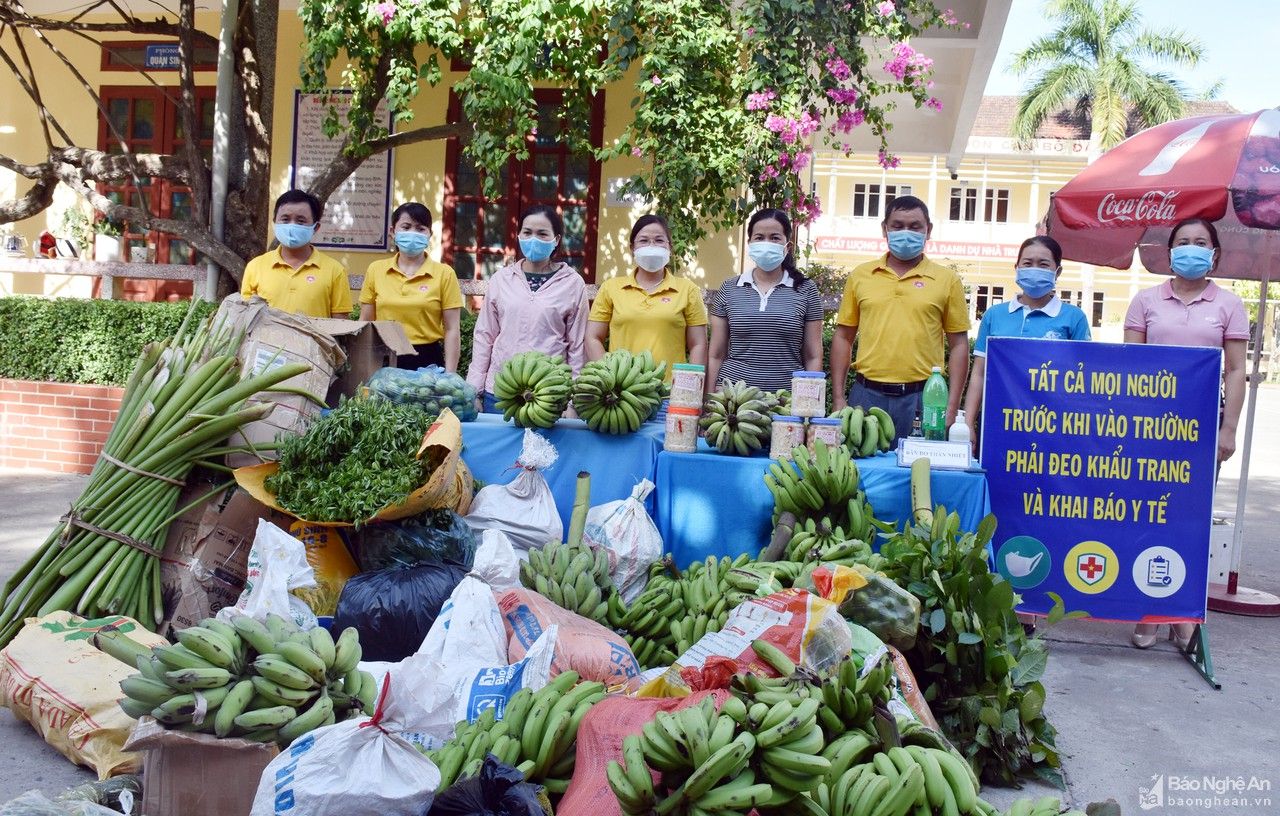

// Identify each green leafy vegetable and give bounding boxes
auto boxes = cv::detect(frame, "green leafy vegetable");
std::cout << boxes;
[266,396,434,524]
[879,510,1064,787]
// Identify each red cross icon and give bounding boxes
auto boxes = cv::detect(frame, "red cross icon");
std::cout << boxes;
[1080,556,1104,579]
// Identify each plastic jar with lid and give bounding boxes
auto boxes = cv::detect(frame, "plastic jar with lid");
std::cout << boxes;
[769,415,806,459]
[664,406,701,452]
[790,371,827,417]
[669,363,706,410]
[806,417,843,451]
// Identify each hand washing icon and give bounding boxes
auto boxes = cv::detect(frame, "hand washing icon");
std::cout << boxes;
[1005,551,1044,578]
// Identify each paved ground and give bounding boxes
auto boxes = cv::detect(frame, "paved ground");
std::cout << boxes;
[1,389,1277,811]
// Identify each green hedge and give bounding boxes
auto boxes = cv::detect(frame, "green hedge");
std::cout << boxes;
[0,297,215,386]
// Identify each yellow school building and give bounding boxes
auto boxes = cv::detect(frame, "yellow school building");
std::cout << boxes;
[804,96,1240,341]
[0,1,1012,304]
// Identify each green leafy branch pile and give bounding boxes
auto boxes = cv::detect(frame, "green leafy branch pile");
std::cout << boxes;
[265,396,434,524]
[879,512,1076,787]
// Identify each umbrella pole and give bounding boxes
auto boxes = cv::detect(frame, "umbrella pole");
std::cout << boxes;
[1211,266,1280,616]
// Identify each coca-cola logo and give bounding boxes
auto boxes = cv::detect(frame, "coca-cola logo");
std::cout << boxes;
[1096,190,1180,224]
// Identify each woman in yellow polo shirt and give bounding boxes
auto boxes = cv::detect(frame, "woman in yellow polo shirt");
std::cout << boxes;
[359,202,464,371]
[586,214,708,375]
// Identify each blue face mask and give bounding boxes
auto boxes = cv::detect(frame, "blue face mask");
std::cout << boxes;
[274,222,316,250]
[886,229,926,261]
[1016,267,1057,299]
[520,236,557,263]
[1170,244,1214,279]
[394,231,430,256]
[747,241,787,272]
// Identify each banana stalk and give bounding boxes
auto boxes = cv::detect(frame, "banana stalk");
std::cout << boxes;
[566,471,591,549]
[0,304,313,647]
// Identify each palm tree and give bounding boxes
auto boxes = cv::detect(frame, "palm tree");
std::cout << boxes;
[1010,0,1204,150]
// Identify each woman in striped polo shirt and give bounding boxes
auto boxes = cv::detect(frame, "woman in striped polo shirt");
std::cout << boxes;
[706,208,824,393]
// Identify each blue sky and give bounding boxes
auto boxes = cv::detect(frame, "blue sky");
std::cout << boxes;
[983,0,1279,113]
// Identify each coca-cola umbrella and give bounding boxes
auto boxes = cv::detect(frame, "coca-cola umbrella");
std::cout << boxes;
[1046,107,1280,616]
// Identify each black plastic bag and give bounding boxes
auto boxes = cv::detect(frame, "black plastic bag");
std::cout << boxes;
[427,755,548,816]
[356,510,478,572]
[333,562,468,662]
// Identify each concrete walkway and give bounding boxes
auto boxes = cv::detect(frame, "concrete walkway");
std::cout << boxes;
[1,388,1278,811]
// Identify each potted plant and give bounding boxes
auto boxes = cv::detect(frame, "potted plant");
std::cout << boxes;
[93,216,124,262]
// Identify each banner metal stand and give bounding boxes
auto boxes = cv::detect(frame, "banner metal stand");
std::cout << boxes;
[1182,624,1220,690]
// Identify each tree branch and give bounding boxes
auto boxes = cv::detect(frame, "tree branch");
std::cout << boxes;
[177,0,209,227]
[0,29,76,147]
[57,166,244,274]
[0,6,218,49]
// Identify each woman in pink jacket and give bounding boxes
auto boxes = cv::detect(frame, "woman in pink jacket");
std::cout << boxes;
[466,205,589,413]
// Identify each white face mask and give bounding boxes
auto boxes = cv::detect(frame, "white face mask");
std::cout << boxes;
[634,246,670,273]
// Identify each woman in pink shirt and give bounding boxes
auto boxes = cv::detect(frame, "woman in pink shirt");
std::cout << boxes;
[466,205,589,413]
[1124,217,1249,649]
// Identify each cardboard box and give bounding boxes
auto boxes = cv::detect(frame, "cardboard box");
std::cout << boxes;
[158,482,294,638]
[216,296,347,467]
[125,717,278,816]
[310,317,414,403]
[216,298,413,466]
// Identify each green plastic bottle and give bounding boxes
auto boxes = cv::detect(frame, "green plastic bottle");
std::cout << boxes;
[921,366,948,441]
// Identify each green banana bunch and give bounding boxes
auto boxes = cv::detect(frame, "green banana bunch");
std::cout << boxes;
[619,696,767,816]
[820,743,987,816]
[772,388,793,416]
[701,381,772,456]
[572,349,665,434]
[519,540,615,624]
[766,440,870,532]
[118,616,375,747]
[493,351,573,429]
[426,670,606,793]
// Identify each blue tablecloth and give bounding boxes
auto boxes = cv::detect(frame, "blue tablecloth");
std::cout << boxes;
[655,440,991,568]
[460,414,666,535]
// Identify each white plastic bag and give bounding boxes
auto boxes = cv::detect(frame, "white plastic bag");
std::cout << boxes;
[398,575,554,748]
[582,478,663,604]
[470,529,523,592]
[353,576,556,751]
[218,519,318,630]
[465,430,562,552]
[251,673,440,816]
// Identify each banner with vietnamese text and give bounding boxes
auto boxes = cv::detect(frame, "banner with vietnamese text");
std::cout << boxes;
[980,338,1220,621]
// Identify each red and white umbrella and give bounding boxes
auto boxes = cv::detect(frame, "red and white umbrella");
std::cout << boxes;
[1046,108,1280,615]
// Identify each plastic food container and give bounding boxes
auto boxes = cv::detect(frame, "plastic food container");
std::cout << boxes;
[769,415,806,459]
[791,371,827,417]
[807,417,843,451]
[669,363,706,409]
[664,406,701,452]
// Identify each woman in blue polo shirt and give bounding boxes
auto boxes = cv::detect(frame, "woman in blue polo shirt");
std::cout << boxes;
[962,236,1090,440]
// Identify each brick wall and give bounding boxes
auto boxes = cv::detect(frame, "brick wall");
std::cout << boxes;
[0,379,124,474]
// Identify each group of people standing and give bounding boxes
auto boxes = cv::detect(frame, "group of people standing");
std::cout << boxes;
[242,189,1248,649]
[241,188,1246,453]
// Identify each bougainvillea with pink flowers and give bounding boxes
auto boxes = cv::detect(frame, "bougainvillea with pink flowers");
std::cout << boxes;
[300,0,959,254]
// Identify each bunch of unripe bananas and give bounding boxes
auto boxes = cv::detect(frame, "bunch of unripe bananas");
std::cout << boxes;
[424,670,606,795]
[830,405,897,457]
[609,638,1074,816]
[701,381,773,455]
[519,540,617,624]
[493,351,573,428]
[572,350,665,434]
[106,615,375,747]
[766,441,863,528]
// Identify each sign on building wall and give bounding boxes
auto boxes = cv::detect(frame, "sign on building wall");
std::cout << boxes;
[290,91,393,251]
[814,235,1022,261]
[980,337,1219,622]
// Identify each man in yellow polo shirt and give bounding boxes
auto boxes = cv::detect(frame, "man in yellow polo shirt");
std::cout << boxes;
[830,195,970,443]
[359,202,464,371]
[240,190,352,318]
